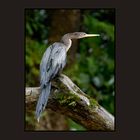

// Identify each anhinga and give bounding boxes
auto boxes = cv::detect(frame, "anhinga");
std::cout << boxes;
[35,32,100,122]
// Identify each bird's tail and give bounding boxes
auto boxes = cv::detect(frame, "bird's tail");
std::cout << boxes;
[35,82,51,122]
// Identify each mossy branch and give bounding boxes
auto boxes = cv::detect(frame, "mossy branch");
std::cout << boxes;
[26,74,114,131]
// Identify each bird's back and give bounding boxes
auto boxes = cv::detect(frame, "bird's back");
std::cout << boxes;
[40,42,67,87]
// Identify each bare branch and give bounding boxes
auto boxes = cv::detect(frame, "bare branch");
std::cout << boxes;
[26,74,114,131]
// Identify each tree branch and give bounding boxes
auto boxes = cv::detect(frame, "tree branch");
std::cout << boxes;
[26,74,114,131]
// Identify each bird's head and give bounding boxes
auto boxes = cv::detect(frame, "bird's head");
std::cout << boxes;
[70,32,100,39]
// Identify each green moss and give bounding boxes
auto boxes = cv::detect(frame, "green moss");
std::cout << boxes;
[68,101,77,107]
[55,92,80,107]
[89,98,99,108]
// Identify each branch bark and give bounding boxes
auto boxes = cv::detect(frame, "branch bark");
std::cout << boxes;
[26,74,114,131]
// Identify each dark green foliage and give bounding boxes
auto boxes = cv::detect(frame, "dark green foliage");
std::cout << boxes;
[25,9,49,42]
[25,38,47,86]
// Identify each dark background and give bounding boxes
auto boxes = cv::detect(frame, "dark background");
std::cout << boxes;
[25,9,115,131]
[0,0,140,139]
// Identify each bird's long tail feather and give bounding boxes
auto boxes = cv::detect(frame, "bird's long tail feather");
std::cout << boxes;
[35,82,51,122]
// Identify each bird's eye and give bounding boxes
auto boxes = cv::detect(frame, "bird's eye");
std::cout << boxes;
[81,33,86,36]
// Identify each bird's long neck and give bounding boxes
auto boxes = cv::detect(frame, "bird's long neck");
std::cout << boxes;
[61,34,72,52]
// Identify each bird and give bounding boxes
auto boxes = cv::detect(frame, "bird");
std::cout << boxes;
[35,32,100,122]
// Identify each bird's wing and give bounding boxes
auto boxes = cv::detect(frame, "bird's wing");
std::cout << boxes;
[40,44,52,85]
[40,43,66,86]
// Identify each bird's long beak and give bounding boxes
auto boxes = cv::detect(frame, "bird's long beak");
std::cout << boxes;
[85,34,100,37]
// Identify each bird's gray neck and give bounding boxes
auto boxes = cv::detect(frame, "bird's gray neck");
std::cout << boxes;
[61,34,72,52]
